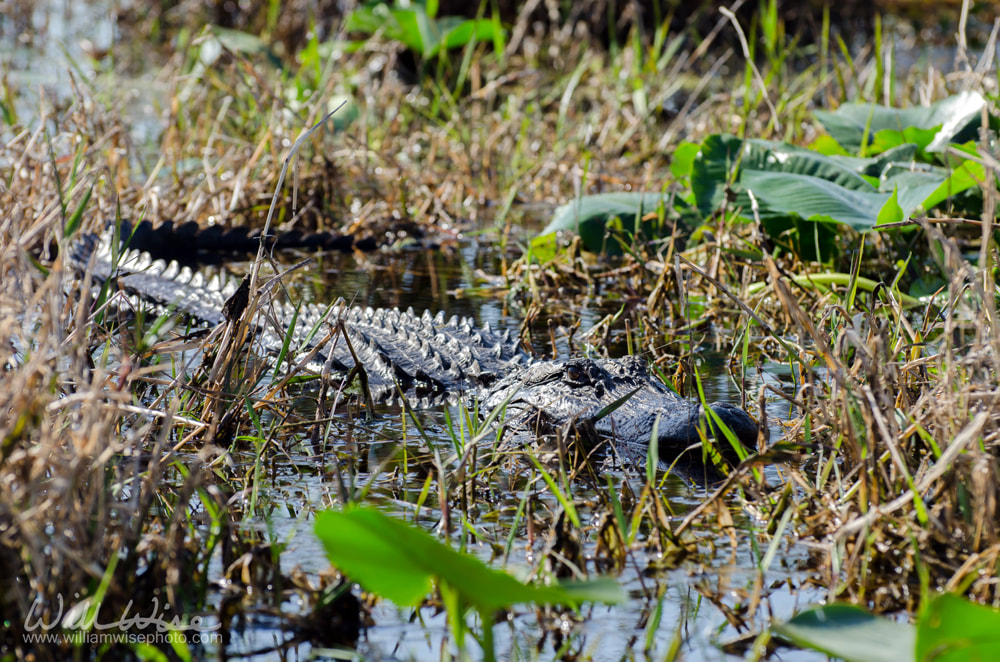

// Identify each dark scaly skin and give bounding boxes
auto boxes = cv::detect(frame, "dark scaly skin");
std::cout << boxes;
[480,356,758,469]
[69,223,759,467]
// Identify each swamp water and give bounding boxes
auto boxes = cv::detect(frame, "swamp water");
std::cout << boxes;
[189,240,817,660]
[1,2,831,658]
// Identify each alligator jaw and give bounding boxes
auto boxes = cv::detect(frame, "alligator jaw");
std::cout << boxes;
[483,356,759,470]
[647,400,760,467]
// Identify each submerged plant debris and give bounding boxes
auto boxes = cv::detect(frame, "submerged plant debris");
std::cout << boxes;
[2,1,1000,660]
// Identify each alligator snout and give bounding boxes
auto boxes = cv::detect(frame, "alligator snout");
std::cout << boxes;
[651,401,759,464]
[483,356,760,470]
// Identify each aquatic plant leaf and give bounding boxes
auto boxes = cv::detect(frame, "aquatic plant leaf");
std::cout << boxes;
[916,594,1000,662]
[315,506,622,611]
[345,4,502,59]
[670,141,700,178]
[538,191,693,254]
[916,159,986,212]
[774,604,915,662]
[869,126,939,158]
[345,5,430,55]
[811,134,850,156]
[692,134,875,218]
[741,170,889,232]
[828,143,917,177]
[694,134,981,233]
[876,187,904,227]
[814,91,985,153]
[435,17,503,56]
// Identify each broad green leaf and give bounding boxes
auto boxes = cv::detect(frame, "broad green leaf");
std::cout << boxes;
[315,507,622,612]
[407,7,435,55]
[527,231,559,263]
[869,126,939,157]
[735,139,876,190]
[828,144,918,177]
[691,134,742,217]
[670,141,700,178]
[814,91,985,152]
[811,134,850,156]
[344,4,503,59]
[879,160,984,218]
[344,5,391,38]
[916,594,1000,662]
[346,5,428,55]
[694,134,982,233]
[875,186,904,226]
[742,170,889,232]
[774,604,915,662]
[537,191,691,254]
[692,134,876,218]
[437,18,502,55]
[880,169,950,220]
[919,159,985,211]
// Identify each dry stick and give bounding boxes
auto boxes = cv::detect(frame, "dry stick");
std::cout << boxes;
[872,216,984,230]
[945,544,1000,593]
[718,5,779,133]
[975,130,1000,385]
[860,385,913,489]
[251,102,346,294]
[835,410,989,539]
[676,254,802,365]
[956,0,972,73]
[201,106,346,428]
[687,0,746,66]
[970,19,1000,93]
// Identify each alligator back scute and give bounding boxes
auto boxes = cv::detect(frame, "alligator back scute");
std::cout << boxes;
[277,302,527,404]
[69,224,530,405]
[70,226,236,326]
[121,219,358,262]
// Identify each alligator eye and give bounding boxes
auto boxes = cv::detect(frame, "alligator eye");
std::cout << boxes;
[566,365,582,382]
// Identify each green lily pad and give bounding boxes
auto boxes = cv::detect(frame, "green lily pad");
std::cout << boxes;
[916,593,1000,662]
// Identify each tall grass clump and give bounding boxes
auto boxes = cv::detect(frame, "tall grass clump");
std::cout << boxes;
[0,125,223,657]
[755,211,1000,610]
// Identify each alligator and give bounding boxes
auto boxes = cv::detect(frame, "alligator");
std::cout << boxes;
[69,222,759,470]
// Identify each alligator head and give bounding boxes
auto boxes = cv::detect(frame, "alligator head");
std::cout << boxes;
[479,355,759,470]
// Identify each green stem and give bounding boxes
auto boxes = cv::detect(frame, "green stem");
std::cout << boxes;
[747,273,924,308]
